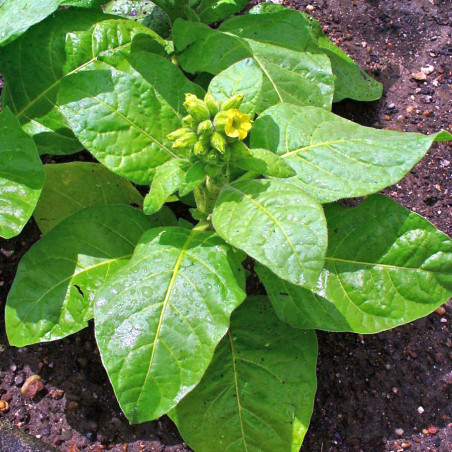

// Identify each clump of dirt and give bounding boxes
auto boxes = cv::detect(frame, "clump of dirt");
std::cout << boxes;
[1,1,451,451]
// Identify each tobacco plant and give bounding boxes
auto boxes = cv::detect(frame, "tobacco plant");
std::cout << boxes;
[1,1,451,450]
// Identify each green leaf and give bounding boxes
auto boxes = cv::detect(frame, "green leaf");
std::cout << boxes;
[94,226,246,422]
[208,58,263,116]
[60,0,105,7]
[248,2,286,14]
[143,159,188,214]
[197,0,248,24]
[212,179,327,288]
[5,205,174,347]
[260,195,452,333]
[0,108,45,239]
[232,147,296,179]
[250,104,452,203]
[34,162,143,234]
[173,20,335,111]
[104,0,171,38]
[0,0,60,47]
[0,9,166,155]
[171,296,318,452]
[220,9,382,102]
[179,162,205,197]
[59,53,204,183]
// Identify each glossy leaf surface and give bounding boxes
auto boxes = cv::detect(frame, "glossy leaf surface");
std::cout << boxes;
[251,104,452,203]
[212,179,327,288]
[173,20,335,111]
[34,162,143,234]
[95,226,246,422]
[260,196,452,333]
[6,205,172,346]
[0,108,44,239]
[0,10,166,155]
[171,296,318,452]
[220,8,382,102]
[197,0,248,24]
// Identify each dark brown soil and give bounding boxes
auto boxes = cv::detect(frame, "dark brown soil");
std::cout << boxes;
[1,1,451,451]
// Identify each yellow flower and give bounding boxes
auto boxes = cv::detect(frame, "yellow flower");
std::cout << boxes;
[224,109,252,140]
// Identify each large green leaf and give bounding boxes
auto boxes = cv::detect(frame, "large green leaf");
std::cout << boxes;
[260,195,452,333]
[0,108,45,239]
[59,53,203,184]
[94,226,246,422]
[173,20,335,111]
[196,0,248,24]
[212,179,327,288]
[219,8,382,102]
[34,162,143,234]
[171,296,318,452]
[0,10,166,155]
[6,205,175,347]
[0,0,59,47]
[104,0,171,38]
[251,104,452,203]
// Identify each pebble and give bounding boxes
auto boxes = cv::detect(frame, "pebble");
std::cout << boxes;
[412,72,427,81]
[61,429,72,440]
[401,443,411,449]
[49,389,65,400]
[395,428,404,436]
[421,65,434,75]
[435,306,446,316]
[417,406,425,414]
[14,375,24,386]
[387,103,396,110]
[20,374,45,399]
[306,5,315,13]
[0,400,9,413]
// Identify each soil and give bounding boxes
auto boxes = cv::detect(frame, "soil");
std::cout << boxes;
[1,0,451,451]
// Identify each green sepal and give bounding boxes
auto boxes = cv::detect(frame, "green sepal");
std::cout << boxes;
[221,93,244,111]
[184,93,211,122]
[211,131,227,153]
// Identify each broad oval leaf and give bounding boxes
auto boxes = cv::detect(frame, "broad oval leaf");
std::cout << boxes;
[34,162,143,234]
[212,179,327,288]
[59,54,203,184]
[0,9,166,155]
[5,205,174,347]
[197,0,248,24]
[173,20,335,111]
[250,104,452,203]
[94,226,246,422]
[220,8,382,102]
[260,195,452,333]
[171,296,318,452]
[0,108,45,239]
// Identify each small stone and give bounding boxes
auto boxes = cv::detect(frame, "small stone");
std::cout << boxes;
[306,5,315,13]
[412,72,427,81]
[20,375,44,399]
[49,389,65,400]
[396,115,405,123]
[61,429,72,441]
[0,400,9,413]
[435,306,446,316]
[387,103,396,110]
[41,428,50,436]
[417,406,424,414]
[427,425,438,435]
[395,428,404,436]
[421,65,434,74]
[423,110,433,117]
[14,375,24,386]
[401,443,411,449]
[111,417,122,427]
[9,364,16,372]
[406,106,415,113]
[422,428,429,434]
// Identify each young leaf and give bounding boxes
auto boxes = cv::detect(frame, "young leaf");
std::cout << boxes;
[171,296,318,452]
[232,147,296,179]
[5,205,174,347]
[34,162,143,234]
[94,226,246,422]
[0,108,45,239]
[260,195,452,333]
[220,8,382,102]
[208,58,263,116]
[212,179,327,288]
[0,0,60,47]
[251,104,452,203]
[179,162,205,197]
[0,10,166,155]
[143,159,188,215]
[173,20,335,111]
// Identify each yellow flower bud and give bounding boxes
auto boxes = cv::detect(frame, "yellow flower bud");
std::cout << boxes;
[204,93,220,116]
[173,131,197,150]
[167,127,193,142]
[182,114,198,130]
[197,120,214,136]
[183,93,210,122]
[211,131,227,154]
[224,109,252,140]
[213,111,229,132]
[221,94,244,111]
[194,139,209,155]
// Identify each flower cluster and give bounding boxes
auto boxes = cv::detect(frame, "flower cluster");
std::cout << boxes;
[167,92,252,162]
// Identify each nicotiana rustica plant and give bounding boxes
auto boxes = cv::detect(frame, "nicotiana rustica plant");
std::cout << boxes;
[1,1,451,450]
